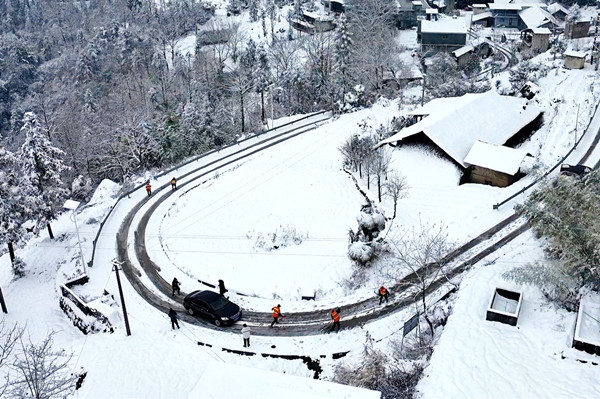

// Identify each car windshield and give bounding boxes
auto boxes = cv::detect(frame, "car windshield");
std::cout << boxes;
[208,295,230,311]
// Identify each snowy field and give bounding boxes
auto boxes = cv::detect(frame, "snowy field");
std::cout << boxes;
[2,4,600,398]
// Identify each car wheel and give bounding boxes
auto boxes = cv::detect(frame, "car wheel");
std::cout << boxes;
[214,318,222,327]
[187,308,194,316]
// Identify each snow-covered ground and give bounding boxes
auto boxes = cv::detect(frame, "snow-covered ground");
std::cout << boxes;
[2,4,600,398]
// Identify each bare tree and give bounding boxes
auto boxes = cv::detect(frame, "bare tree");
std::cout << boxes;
[8,331,77,399]
[0,322,24,397]
[391,223,455,335]
[370,147,392,202]
[384,171,409,219]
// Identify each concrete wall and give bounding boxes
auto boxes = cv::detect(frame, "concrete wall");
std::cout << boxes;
[564,55,586,69]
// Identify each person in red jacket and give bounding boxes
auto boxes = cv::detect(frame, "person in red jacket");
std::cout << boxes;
[379,286,390,305]
[145,181,152,197]
[330,308,341,332]
[270,304,283,327]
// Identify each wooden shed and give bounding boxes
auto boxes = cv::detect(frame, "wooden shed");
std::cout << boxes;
[521,27,551,53]
[486,288,523,326]
[464,140,528,187]
[563,50,587,69]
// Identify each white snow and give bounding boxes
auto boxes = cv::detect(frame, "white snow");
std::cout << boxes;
[519,6,557,29]
[2,4,600,399]
[453,44,475,57]
[193,362,381,399]
[417,232,600,399]
[464,140,528,175]
[564,50,587,58]
[420,17,468,34]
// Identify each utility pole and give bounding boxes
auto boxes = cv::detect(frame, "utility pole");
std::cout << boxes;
[574,103,580,150]
[112,260,131,336]
[0,285,7,313]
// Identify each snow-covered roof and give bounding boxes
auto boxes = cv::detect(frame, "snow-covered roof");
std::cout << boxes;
[464,140,528,175]
[420,17,468,34]
[193,363,382,399]
[412,0,423,5]
[531,27,552,34]
[489,3,522,11]
[547,2,570,15]
[473,4,487,8]
[564,50,587,58]
[453,45,474,57]
[379,91,543,168]
[331,0,345,4]
[472,12,493,22]
[519,6,557,29]
[426,8,439,14]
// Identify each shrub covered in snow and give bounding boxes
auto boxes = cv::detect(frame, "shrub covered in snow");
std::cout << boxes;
[249,225,307,251]
[11,256,26,279]
[71,175,94,202]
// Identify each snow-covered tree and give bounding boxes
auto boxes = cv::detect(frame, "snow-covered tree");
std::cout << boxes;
[516,170,600,291]
[0,148,26,259]
[391,223,455,335]
[19,112,69,239]
[7,331,77,399]
[334,13,353,107]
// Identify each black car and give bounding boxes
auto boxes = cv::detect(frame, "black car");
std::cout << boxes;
[183,290,242,327]
[560,163,592,178]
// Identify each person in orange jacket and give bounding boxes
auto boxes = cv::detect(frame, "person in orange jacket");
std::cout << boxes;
[145,181,152,196]
[379,286,390,305]
[270,304,284,327]
[330,308,341,332]
[171,177,177,190]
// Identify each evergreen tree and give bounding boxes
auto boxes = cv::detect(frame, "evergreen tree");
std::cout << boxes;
[19,112,69,238]
[0,148,28,258]
[335,13,353,104]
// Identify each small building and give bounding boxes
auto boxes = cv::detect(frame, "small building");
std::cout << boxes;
[565,19,591,39]
[396,0,428,29]
[573,294,600,356]
[547,2,570,22]
[486,287,523,326]
[377,91,543,173]
[425,8,439,21]
[521,27,552,53]
[489,3,523,29]
[473,4,488,15]
[519,6,558,31]
[563,50,587,69]
[330,0,344,14]
[419,17,468,52]
[464,140,528,187]
[453,44,475,67]
[472,11,494,27]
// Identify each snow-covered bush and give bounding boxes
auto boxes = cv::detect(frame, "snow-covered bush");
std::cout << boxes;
[11,256,26,279]
[71,175,94,202]
[516,169,600,296]
[357,206,386,241]
[503,261,579,311]
[509,60,549,94]
[335,335,425,398]
[348,241,374,265]
[339,84,366,112]
[249,225,307,251]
